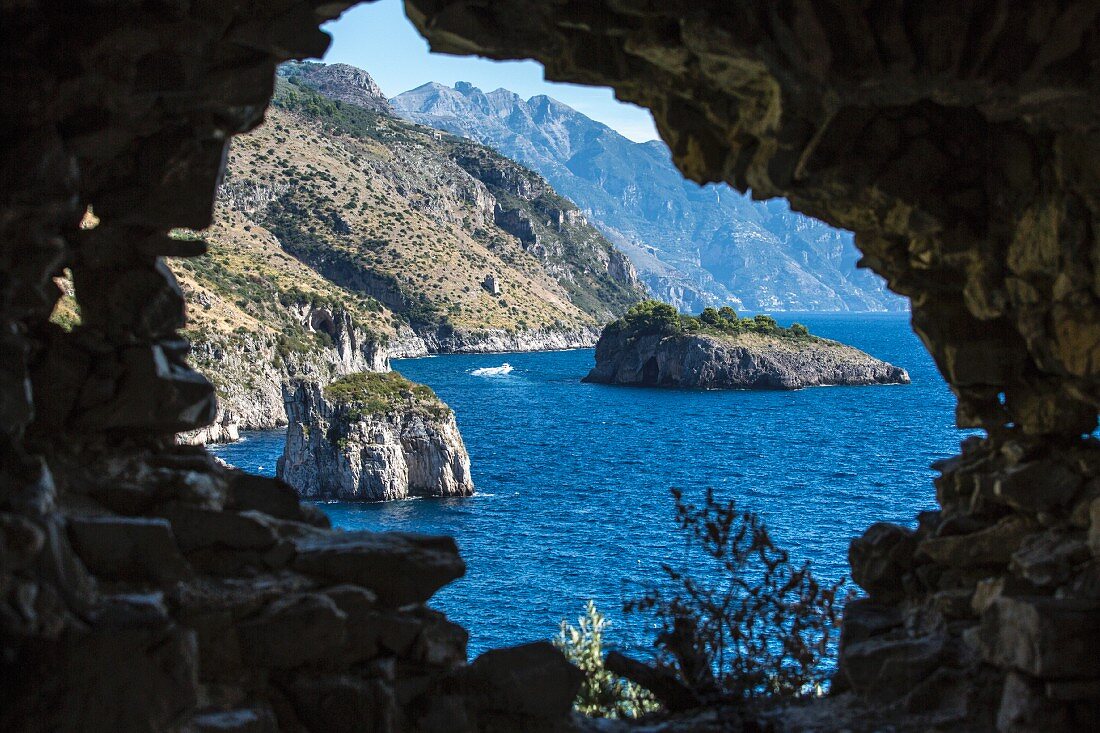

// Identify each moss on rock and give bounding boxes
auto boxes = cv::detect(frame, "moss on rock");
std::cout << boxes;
[323,371,450,419]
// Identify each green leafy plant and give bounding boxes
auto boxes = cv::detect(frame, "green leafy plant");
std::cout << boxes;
[619,488,843,710]
[555,601,659,719]
[324,371,450,419]
[612,300,682,337]
[700,306,722,326]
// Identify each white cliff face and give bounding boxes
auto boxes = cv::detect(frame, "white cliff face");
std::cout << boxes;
[285,304,389,375]
[387,326,432,359]
[277,380,473,502]
[387,324,602,358]
[417,325,601,354]
[178,305,389,445]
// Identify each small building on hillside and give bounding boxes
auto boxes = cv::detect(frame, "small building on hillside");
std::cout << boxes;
[483,274,500,296]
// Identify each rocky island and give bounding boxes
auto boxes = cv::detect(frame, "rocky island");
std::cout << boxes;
[278,371,474,501]
[584,301,910,389]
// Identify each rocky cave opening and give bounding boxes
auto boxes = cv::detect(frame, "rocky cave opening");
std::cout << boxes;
[2,1,1099,731]
[640,357,660,387]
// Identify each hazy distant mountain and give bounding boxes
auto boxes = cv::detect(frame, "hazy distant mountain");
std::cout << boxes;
[393,81,905,313]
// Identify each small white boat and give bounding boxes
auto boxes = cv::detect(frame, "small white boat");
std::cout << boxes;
[471,363,514,377]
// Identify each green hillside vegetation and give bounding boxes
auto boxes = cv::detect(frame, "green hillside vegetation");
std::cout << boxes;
[149,62,647,364]
[324,371,450,419]
[166,212,397,364]
[49,270,81,332]
[607,300,814,341]
[173,231,386,346]
[219,71,645,336]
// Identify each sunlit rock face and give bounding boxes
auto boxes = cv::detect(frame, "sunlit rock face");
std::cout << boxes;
[278,379,473,501]
[1,0,1099,730]
[405,1,1100,728]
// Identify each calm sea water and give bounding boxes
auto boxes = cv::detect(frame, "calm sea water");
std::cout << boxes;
[212,313,965,656]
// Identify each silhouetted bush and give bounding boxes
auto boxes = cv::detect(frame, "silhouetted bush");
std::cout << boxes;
[620,488,843,709]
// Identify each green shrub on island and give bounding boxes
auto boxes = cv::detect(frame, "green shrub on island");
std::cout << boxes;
[613,300,682,336]
[554,601,659,719]
[611,300,813,341]
[323,371,450,419]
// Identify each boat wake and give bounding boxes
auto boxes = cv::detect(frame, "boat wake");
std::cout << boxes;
[471,363,514,377]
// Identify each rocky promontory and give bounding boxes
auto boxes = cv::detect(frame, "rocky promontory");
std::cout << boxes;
[278,372,474,501]
[176,304,388,445]
[583,301,910,390]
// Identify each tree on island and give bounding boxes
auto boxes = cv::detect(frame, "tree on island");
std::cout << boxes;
[618,300,682,335]
[614,300,813,340]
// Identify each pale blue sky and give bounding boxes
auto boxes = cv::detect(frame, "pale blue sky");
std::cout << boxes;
[321,0,661,142]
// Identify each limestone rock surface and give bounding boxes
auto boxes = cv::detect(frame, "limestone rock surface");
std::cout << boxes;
[278,378,473,502]
[178,305,388,445]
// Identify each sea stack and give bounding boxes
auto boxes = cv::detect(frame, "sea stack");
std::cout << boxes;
[584,301,910,390]
[278,372,474,501]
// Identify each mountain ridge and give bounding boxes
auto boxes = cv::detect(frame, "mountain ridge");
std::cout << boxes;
[146,64,650,439]
[392,79,906,314]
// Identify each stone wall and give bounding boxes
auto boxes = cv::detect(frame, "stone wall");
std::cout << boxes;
[0,2,578,731]
[1,0,1099,730]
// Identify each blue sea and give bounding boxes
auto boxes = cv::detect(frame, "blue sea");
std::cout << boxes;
[212,313,964,657]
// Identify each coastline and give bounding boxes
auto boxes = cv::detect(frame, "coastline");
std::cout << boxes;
[202,317,960,658]
[184,327,600,445]
[186,314,915,446]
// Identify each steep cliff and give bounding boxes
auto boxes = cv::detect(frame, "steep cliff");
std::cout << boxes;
[583,302,908,389]
[167,221,392,443]
[278,372,473,501]
[177,306,388,443]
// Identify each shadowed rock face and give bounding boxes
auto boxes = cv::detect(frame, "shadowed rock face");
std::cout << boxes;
[1,0,1099,730]
[583,331,910,389]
